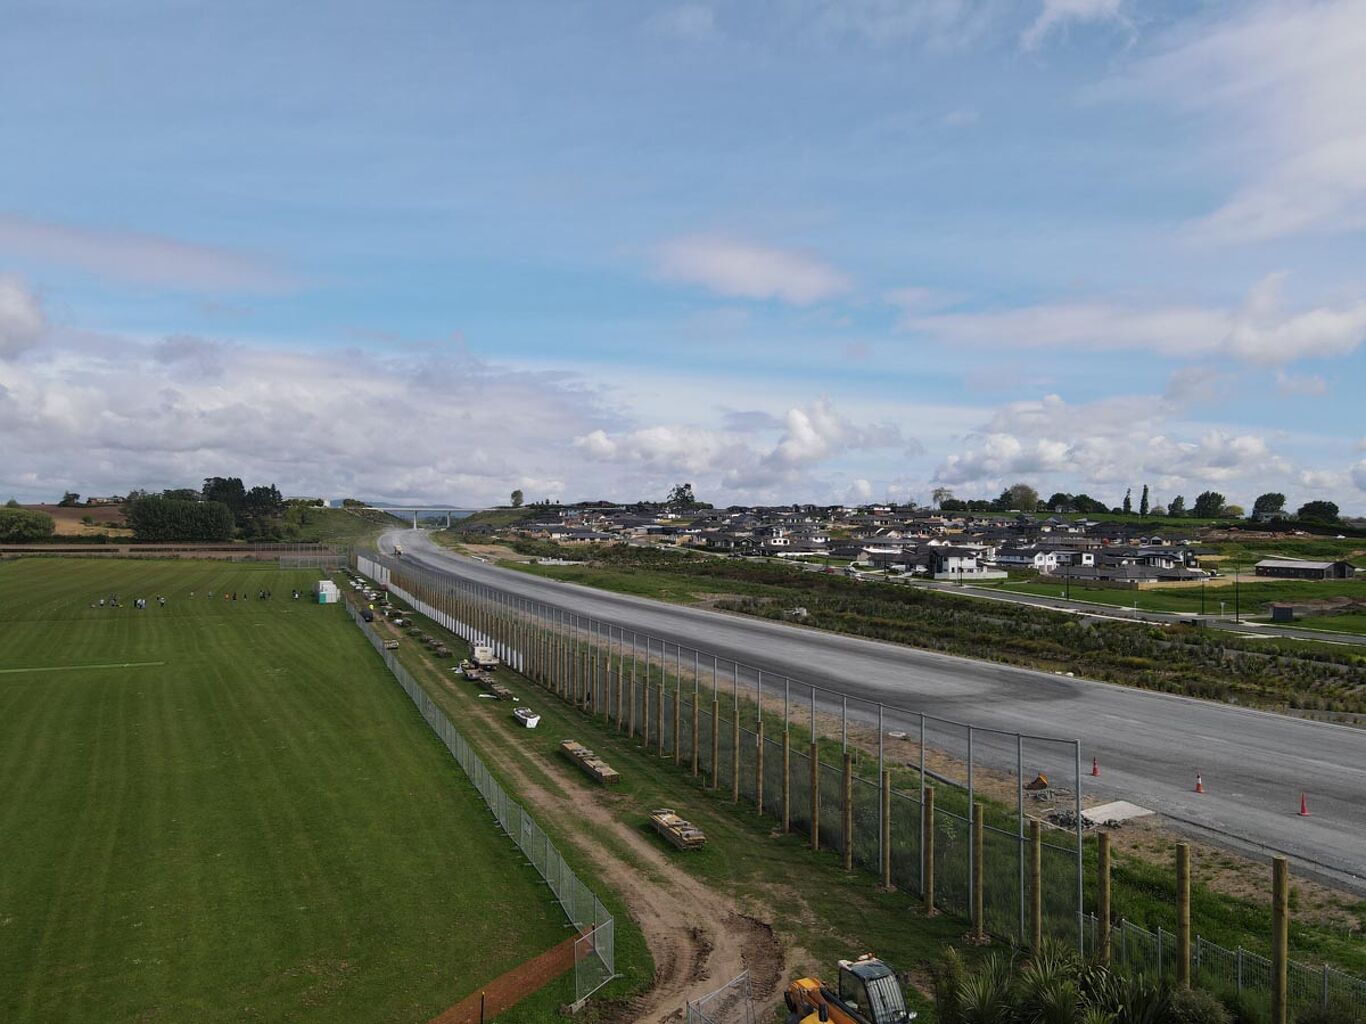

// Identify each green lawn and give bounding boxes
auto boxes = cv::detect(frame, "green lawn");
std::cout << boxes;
[0,558,565,1024]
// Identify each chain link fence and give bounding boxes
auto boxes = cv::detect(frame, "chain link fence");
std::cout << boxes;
[1083,915,1366,1015]
[345,598,616,1007]
[358,553,1082,947]
[686,971,756,1024]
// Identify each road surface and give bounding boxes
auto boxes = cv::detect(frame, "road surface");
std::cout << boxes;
[383,530,1366,889]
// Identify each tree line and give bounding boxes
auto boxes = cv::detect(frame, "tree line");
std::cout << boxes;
[930,484,1344,523]
[124,478,288,541]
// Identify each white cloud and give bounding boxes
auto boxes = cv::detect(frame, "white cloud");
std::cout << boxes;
[904,274,1366,365]
[1274,370,1328,397]
[655,235,852,306]
[0,276,45,358]
[1353,460,1366,492]
[1021,0,1126,51]
[1107,1,1366,243]
[0,214,287,291]
[932,390,1296,502]
[574,397,904,499]
[646,4,717,41]
[0,329,615,505]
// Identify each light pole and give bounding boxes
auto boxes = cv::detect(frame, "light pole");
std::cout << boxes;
[1234,562,1241,623]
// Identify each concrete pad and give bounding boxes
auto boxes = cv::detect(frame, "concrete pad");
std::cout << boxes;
[1083,800,1154,825]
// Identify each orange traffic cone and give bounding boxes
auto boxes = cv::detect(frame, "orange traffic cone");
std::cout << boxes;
[1194,773,1205,794]
[1299,792,1310,817]
[1091,756,1100,777]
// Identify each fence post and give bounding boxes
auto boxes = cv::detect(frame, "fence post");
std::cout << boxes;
[658,685,666,757]
[842,753,854,871]
[810,741,820,852]
[755,719,765,816]
[731,715,740,803]
[1177,843,1191,989]
[1098,831,1112,966]
[1030,819,1042,950]
[781,730,791,833]
[673,687,682,765]
[880,769,892,889]
[973,802,985,943]
[642,684,652,748]
[630,676,638,738]
[710,699,720,789]
[923,785,936,915]
[616,672,625,734]
[691,699,700,777]
[1272,856,1289,1024]
[1321,964,1329,1010]
[1236,947,1244,994]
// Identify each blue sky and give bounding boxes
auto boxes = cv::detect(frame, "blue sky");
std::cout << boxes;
[2,0,1364,510]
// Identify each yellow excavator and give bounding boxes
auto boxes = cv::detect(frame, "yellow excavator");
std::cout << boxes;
[784,954,916,1024]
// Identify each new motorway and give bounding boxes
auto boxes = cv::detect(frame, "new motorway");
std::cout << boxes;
[382,530,1366,889]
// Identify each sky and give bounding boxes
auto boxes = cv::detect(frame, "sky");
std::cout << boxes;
[2,0,1365,512]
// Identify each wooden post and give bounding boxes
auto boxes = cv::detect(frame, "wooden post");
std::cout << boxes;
[673,688,682,764]
[690,699,700,777]
[781,731,791,833]
[1030,819,1042,950]
[923,785,936,914]
[842,753,854,870]
[1098,832,1112,966]
[710,699,720,789]
[616,673,624,734]
[629,677,637,738]
[731,716,741,803]
[810,741,821,852]
[880,769,892,889]
[755,720,765,816]
[973,802,985,942]
[657,685,666,756]
[1272,856,1289,1024]
[1177,843,1191,989]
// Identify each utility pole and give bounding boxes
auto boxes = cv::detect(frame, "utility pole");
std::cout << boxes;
[1235,562,1241,623]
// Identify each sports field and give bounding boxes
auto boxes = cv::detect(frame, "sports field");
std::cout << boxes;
[0,558,565,1024]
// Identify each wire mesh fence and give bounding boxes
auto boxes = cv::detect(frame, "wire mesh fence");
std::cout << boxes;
[1082,915,1366,1014]
[358,551,1082,951]
[345,599,615,1006]
[686,971,757,1024]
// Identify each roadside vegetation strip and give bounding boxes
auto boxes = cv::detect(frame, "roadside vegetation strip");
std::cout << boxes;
[0,558,566,1024]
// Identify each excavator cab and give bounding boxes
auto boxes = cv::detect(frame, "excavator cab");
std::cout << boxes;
[785,955,915,1024]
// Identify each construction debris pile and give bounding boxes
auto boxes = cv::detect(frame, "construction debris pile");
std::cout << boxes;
[650,808,706,850]
[560,740,621,785]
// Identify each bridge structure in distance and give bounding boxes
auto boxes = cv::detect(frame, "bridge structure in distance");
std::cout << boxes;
[359,506,490,528]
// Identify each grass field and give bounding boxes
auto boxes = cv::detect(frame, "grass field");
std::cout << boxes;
[0,558,565,1024]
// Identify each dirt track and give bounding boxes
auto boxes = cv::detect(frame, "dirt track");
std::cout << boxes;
[424,668,797,1020]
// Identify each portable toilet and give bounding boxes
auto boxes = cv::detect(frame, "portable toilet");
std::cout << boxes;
[316,580,341,605]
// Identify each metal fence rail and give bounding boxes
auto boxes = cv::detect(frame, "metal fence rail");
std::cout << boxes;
[345,601,616,1006]
[686,971,756,1024]
[1082,915,1366,1013]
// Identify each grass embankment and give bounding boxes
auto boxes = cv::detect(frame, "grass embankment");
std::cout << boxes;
[498,545,1366,718]
[0,559,566,1024]
[282,505,392,545]
[993,576,1365,630]
[361,579,1366,1012]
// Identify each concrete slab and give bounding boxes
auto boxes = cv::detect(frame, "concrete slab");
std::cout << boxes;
[1083,800,1154,825]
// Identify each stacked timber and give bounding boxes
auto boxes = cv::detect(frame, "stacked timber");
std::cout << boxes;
[560,740,621,785]
[650,808,706,850]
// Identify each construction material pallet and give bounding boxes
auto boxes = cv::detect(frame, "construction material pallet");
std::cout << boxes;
[650,808,706,850]
[560,740,621,785]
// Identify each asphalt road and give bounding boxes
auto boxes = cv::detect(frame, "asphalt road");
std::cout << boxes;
[383,530,1366,888]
